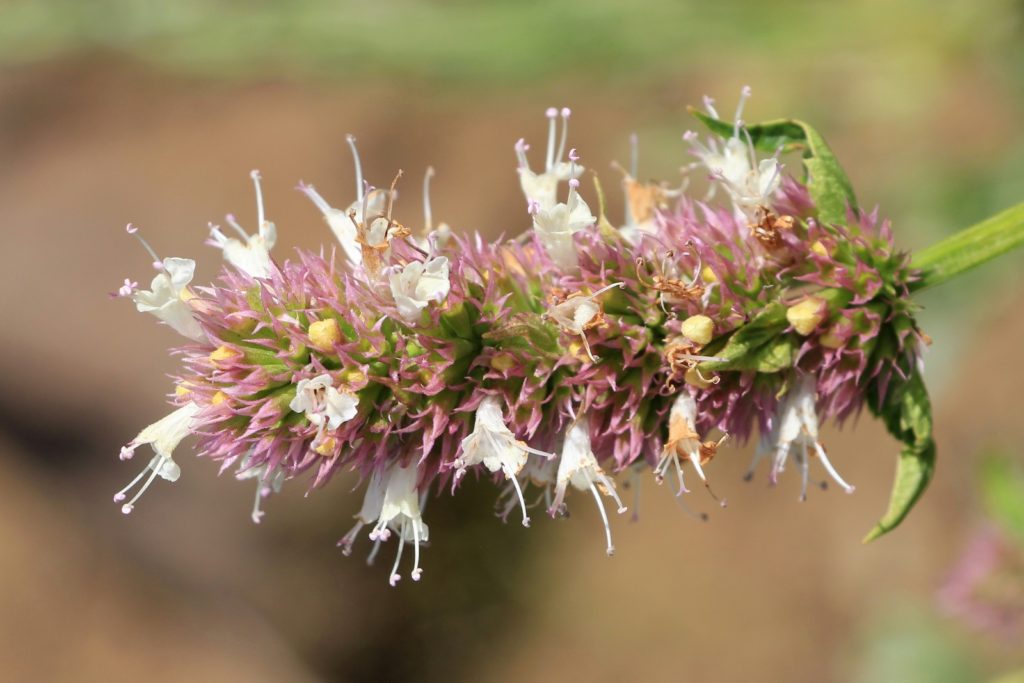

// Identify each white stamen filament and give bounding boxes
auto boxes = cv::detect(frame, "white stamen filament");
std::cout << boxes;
[114,455,166,514]
[250,169,265,229]
[422,166,435,231]
[346,134,364,201]
[589,481,615,556]
[544,107,558,171]
[555,107,571,167]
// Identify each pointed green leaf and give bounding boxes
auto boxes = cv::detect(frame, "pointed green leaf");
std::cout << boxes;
[863,370,936,542]
[690,109,857,225]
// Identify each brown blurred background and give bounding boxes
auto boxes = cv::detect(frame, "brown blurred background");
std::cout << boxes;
[1,1,1023,681]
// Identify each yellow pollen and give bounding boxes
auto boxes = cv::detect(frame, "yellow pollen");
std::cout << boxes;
[211,390,229,405]
[341,369,367,386]
[309,319,342,352]
[700,266,718,284]
[175,384,192,398]
[681,315,715,346]
[786,297,825,336]
[810,241,829,257]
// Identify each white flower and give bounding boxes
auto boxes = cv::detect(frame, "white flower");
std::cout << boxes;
[289,374,359,431]
[551,417,627,556]
[207,170,276,278]
[298,135,389,268]
[339,463,429,585]
[530,176,595,270]
[114,401,201,514]
[653,393,727,503]
[132,257,205,341]
[454,396,554,527]
[236,453,286,524]
[515,107,583,211]
[744,375,856,499]
[684,87,782,217]
[543,282,624,361]
[389,256,451,322]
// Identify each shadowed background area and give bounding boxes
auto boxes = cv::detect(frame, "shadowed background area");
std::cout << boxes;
[1,1,1023,681]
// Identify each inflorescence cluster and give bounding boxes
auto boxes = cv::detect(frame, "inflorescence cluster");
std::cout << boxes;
[113,89,927,584]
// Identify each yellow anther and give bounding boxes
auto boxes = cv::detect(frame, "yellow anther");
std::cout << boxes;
[309,319,342,352]
[175,384,192,398]
[820,328,845,349]
[314,437,337,456]
[786,297,825,336]
[810,241,829,258]
[701,265,718,284]
[210,345,239,365]
[681,314,714,346]
[491,352,517,372]
[341,369,367,386]
[211,390,229,406]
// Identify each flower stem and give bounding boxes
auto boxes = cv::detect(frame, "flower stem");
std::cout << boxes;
[911,201,1024,292]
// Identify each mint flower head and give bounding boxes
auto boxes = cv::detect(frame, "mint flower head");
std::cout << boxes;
[110,86,1022,583]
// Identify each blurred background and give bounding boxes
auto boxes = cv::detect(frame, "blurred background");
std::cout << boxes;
[1,1,1023,681]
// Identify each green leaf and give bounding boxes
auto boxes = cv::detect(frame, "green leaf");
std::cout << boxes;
[911,201,1024,292]
[690,110,857,225]
[863,370,936,542]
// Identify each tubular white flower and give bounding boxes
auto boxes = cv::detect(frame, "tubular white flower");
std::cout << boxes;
[298,135,389,268]
[653,393,727,504]
[551,417,627,556]
[132,257,205,341]
[744,375,856,500]
[289,374,359,431]
[353,463,430,586]
[515,107,582,211]
[455,396,555,527]
[530,176,595,270]
[208,170,277,279]
[114,402,201,514]
[544,282,624,362]
[235,453,286,524]
[389,256,451,322]
[684,86,782,217]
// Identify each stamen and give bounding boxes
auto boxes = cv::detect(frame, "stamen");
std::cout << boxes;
[250,475,265,524]
[225,213,249,240]
[250,169,265,229]
[125,223,162,269]
[422,166,435,231]
[346,134,364,201]
[366,538,382,566]
[544,107,558,171]
[555,107,571,166]
[115,455,166,514]
[410,521,423,581]
[702,95,719,119]
[734,85,752,137]
[514,138,530,169]
[629,132,639,179]
[687,453,727,507]
[588,481,616,556]
[338,520,365,556]
[812,442,856,493]
[506,468,531,527]
[389,520,406,586]
[296,182,332,215]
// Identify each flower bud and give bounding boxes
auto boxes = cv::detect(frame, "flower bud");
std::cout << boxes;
[681,315,714,346]
[309,319,341,352]
[786,297,825,336]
